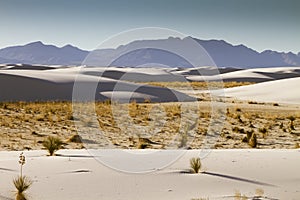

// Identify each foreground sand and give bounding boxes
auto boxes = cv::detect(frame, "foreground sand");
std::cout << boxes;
[0,149,299,200]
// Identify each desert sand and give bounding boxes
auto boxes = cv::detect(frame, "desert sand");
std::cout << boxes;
[0,149,299,200]
[1,65,300,199]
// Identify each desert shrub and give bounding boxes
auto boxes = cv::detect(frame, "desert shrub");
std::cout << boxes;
[164,104,181,118]
[248,101,258,104]
[234,190,247,200]
[280,122,284,129]
[249,122,255,128]
[137,142,151,149]
[255,188,264,197]
[66,113,74,120]
[43,136,63,156]
[246,130,254,141]
[248,133,257,148]
[258,127,267,137]
[236,108,242,112]
[288,116,296,130]
[242,136,248,143]
[232,127,239,132]
[13,176,32,200]
[190,157,201,173]
[236,114,243,123]
[144,98,151,103]
[68,134,82,143]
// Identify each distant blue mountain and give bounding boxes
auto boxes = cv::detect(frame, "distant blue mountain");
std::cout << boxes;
[0,39,299,68]
[0,41,89,65]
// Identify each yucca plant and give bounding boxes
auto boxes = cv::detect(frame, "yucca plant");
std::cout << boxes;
[190,157,202,173]
[13,153,32,200]
[13,176,33,200]
[43,136,63,156]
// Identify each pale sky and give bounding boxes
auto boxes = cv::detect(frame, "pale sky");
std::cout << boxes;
[0,0,299,53]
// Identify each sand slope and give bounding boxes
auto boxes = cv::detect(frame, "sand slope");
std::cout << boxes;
[223,77,300,104]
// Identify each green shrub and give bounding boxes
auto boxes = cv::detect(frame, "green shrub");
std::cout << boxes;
[190,157,201,173]
[43,136,63,156]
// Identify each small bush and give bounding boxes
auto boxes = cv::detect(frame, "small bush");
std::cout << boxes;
[137,142,151,149]
[246,130,254,141]
[248,133,257,148]
[68,134,82,143]
[13,176,32,200]
[236,114,243,123]
[259,127,267,134]
[279,122,284,129]
[288,116,296,130]
[190,157,201,173]
[43,136,63,156]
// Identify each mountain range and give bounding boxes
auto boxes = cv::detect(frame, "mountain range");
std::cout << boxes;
[0,38,299,68]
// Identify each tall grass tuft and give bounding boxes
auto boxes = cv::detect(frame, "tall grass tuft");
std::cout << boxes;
[43,136,63,156]
[190,157,201,173]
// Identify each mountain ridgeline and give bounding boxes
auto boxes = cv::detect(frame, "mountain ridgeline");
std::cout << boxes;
[0,38,299,68]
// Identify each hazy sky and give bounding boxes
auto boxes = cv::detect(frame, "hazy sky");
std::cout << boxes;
[0,0,299,53]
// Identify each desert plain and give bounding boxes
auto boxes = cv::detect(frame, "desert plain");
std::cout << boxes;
[0,65,299,200]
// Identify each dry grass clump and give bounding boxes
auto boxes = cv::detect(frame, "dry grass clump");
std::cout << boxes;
[43,136,63,156]
[234,190,247,200]
[128,100,152,125]
[190,157,201,173]
[164,104,181,118]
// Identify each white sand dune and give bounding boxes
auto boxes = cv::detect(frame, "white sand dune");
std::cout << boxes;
[0,149,299,200]
[187,66,300,82]
[0,68,194,102]
[223,77,300,104]
[1,65,300,104]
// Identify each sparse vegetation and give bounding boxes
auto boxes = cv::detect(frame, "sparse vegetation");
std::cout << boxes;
[190,157,202,173]
[138,81,253,90]
[43,136,63,156]
[0,100,299,150]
